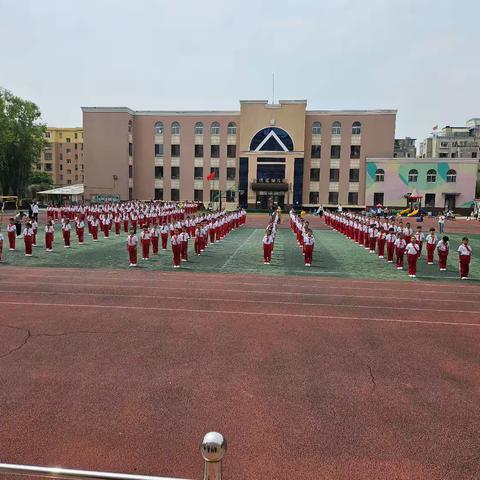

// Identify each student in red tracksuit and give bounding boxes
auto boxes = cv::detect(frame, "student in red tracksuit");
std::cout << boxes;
[160,222,169,250]
[194,225,202,256]
[31,218,38,246]
[303,229,315,266]
[376,227,386,259]
[405,236,420,278]
[394,233,406,270]
[127,228,138,267]
[171,228,182,268]
[262,229,273,265]
[437,236,449,271]
[150,223,160,255]
[114,215,121,235]
[140,225,151,260]
[7,218,16,250]
[179,226,189,262]
[76,218,85,244]
[385,228,396,263]
[91,217,99,241]
[23,222,34,256]
[0,229,3,261]
[62,219,72,247]
[45,220,55,251]
[425,228,438,265]
[458,237,472,279]
[368,224,377,253]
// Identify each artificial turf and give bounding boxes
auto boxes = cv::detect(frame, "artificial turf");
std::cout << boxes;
[1,226,478,281]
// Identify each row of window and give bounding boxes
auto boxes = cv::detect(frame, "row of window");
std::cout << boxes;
[310,168,360,182]
[45,132,83,140]
[438,152,477,158]
[150,166,237,180]
[154,143,237,158]
[311,145,360,159]
[375,169,457,183]
[312,121,361,136]
[308,191,359,205]
[153,188,236,203]
[154,121,237,136]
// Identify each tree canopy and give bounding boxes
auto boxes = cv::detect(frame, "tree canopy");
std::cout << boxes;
[0,88,47,197]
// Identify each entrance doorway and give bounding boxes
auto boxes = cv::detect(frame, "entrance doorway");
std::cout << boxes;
[444,194,456,211]
[256,193,285,210]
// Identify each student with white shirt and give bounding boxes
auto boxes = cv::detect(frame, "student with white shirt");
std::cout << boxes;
[179,226,190,262]
[405,236,420,278]
[425,228,438,265]
[126,228,138,267]
[385,228,396,263]
[62,219,72,248]
[262,229,274,265]
[140,225,151,260]
[394,233,407,270]
[436,236,449,271]
[171,228,182,268]
[303,229,315,266]
[7,218,16,250]
[45,219,55,252]
[0,228,3,261]
[458,237,473,279]
[23,222,34,257]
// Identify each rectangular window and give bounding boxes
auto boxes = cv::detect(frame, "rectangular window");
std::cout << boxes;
[45,132,51,138]
[194,167,203,179]
[171,189,180,202]
[154,143,164,156]
[311,145,321,158]
[194,189,203,202]
[171,144,180,157]
[227,145,236,158]
[74,133,78,139]
[44,152,52,160]
[439,153,448,158]
[472,152,478,158]
[309,192,319,204]
[154,188,163,200]
[59,153,63,160]
[329,168,340,182]
[45,164,52,171]
[350,145,361,159]
[129,188,133,201]
[195,144,204,157]
[373,192,384,206]
[348,192,358,205]
[210,167,220,178]
[67,169,72,174]
[330,145,341,159]
[349,168,359,182]
[328,191,339,204]
[171,166,180,179]
[66,138,71,143]
[60,165,63,171]
[227,167,236,180]
[128,165,133,178]
[210,189,219,202]
[211,145,220,158]
[154,166,164,178]
[425,193,436,208]
[74,144,78,150]
[310,168,320,181]
[226,191,235,202]
[67,179,72,185]
[66,148,71,153]
[75,165,78,171]
[128,143,133,156]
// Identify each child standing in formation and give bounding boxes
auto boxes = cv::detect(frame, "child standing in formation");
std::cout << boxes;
[23,222,34,257]
[179,226,189,262]
[262,228,274,265]
[127,227,138,267]
[324,210,474,280]
[303,229,315,266]
[0,227,3,261]
[171,228,182,268]
[45,220,55,252]
[31,217,38,247]
[140,225,151,260]
[62,219,72,247]
[7,218,16,250]
[76,217,85,244]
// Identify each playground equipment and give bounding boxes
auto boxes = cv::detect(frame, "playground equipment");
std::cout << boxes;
[407,208,419,217]
[399,207,411,215]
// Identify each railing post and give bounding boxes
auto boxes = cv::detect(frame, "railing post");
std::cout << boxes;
[200,432,226,480]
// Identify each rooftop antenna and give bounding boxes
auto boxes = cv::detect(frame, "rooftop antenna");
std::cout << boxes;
[272,73,275,104]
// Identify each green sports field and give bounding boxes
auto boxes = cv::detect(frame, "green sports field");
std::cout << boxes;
[2,225,478,281]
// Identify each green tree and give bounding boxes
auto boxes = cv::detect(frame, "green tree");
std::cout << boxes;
[0,88,47,197]
[27,170,54,199]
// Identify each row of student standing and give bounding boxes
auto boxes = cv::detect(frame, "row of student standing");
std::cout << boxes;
[324,211,473,279]
[289,210,315,266]
[262,214,278,264]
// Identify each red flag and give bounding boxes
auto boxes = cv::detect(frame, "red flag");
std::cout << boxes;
[432,125,438,131]
[206,171,216,180]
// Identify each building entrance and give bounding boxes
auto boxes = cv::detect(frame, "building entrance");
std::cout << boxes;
[256,192,285,210]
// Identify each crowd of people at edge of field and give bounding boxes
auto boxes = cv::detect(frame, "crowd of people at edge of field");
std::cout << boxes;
[323,210,473,280]
[0,201,247,268]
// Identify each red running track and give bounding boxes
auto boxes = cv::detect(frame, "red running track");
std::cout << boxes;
[0,266,479,480]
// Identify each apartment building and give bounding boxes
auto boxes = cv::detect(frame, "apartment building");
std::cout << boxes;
[36,127,84,186]
[394,137,416,158]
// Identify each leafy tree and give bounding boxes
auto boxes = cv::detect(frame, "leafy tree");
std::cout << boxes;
[0,88,47,197]
[29,170,54,186]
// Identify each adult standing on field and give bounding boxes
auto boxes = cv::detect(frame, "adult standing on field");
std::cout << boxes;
[438,214,445,234]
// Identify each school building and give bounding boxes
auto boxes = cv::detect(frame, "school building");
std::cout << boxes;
[82,100,397,209]
[365,158,478,213]
[36,127,84,186]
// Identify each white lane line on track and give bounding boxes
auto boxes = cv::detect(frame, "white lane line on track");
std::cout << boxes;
[0,300,479,328]
[219,229,258,271]
[0,280,479,304]
[0,278,478,298]
[0,289,479,315]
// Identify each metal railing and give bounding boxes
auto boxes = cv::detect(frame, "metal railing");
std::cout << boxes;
[0,432,226,480]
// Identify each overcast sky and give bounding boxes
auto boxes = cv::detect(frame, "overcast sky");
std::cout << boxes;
[1,0,479,143]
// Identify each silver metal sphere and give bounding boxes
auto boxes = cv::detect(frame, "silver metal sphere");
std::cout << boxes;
[201,432,227,462]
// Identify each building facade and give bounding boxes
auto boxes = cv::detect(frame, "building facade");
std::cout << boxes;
[82,101,396,208]
[36,127,84,186]
[419,120,480,159]
[365,158,477,212]
[394,137,416,158]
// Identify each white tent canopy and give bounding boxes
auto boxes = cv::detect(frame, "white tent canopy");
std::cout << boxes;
[38,184,84,195]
